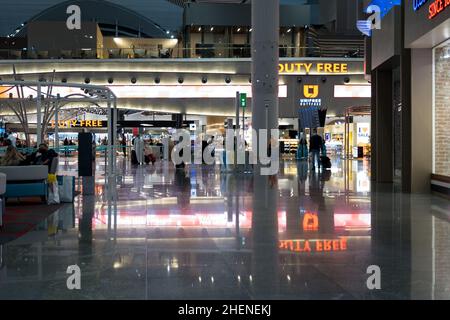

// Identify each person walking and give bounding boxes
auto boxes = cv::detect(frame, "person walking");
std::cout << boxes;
[297,133,308,160]
[309,128,324,172]
[121,134,127,157]
[63,137,69,156]
[133,135,144,165]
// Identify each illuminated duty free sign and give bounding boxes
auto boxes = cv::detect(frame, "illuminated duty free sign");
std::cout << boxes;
[51,120,105,128]
[279,63,348,74]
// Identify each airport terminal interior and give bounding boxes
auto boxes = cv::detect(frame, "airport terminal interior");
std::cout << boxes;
[0,0,449,300]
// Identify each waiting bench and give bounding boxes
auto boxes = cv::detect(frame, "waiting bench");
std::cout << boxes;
[0,165,49,203]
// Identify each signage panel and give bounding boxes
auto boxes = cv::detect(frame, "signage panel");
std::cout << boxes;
[279,62,348,75]
[51,120,106,128]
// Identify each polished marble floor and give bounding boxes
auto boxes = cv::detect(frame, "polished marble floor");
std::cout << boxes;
[0,155,449,300]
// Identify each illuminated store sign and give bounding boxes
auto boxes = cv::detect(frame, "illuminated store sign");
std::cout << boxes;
[413,0,430,11]
[300,84,321,107]
[413,0,449,19]
[51,120,105,128]
[304,85,319,98]
[279,238,348,253]
[279,63,348,74]
[428,0,450,19]
[300,99,321,107]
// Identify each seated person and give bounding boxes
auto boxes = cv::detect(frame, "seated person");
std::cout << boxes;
[0,145,25,166]
[23,143,58,169]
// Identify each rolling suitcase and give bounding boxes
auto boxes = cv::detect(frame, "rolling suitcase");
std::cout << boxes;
[321,156,332,169]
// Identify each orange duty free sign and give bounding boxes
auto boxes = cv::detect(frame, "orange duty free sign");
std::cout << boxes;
[279,238,348,253]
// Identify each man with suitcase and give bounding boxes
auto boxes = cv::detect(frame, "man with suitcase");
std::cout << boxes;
[309,128,323,172]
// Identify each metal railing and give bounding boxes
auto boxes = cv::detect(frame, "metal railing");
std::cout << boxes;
[0,45,364,60]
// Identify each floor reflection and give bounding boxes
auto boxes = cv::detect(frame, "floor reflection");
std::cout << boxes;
[0,157,448,300]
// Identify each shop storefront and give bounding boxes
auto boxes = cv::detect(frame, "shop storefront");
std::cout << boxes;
[433,40,450,180]
[405,0,450,194]
[369,0,449,193]
[324,117,371,158]
[430,39,450,196]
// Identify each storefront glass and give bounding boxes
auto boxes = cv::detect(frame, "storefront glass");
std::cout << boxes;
[433,40,450,176]
[324,118,370,158]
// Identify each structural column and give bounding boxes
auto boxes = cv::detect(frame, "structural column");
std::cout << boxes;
[371,70,377,181]
[251,0,280,299]
[409,49,433,193]
[375,69,393,183]
[251,0,279,135]
[36,84,42,146]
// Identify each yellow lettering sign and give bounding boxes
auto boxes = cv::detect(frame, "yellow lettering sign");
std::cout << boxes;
[279,62,349,74]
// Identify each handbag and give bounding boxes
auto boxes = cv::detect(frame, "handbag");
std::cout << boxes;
[321,143,327,156]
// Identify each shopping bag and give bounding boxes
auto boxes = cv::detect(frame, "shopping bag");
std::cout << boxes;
[48,182,60,204]
[57,176,75,203]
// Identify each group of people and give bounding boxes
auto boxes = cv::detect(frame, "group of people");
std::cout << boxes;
[0,142,58,169]
[62,138,77,156]
[0,130,18,148]
[131,135,159,165]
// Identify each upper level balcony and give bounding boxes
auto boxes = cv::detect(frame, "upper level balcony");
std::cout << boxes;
[0,44,364,60]
[0,0,365,61]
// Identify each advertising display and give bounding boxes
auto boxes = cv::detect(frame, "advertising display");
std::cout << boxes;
[357,123,370,144]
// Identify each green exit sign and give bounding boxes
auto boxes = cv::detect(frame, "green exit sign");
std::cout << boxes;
[240,93,247,108]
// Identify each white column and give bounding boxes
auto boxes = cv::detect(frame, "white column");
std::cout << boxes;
[112,97,118,177]
[235,91,240,168]
[251,0,280,299]
[107,99,113,178]
[251,0,279,134]
[54,100,59,150]
[36,84,42,146]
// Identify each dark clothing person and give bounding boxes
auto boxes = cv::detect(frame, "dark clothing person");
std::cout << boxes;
[309,134,323,151]
[63,138,69,156]
[309,133,324,171]
[24,144,58,170]
[121,135,127,157]
[34,149,57,167]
